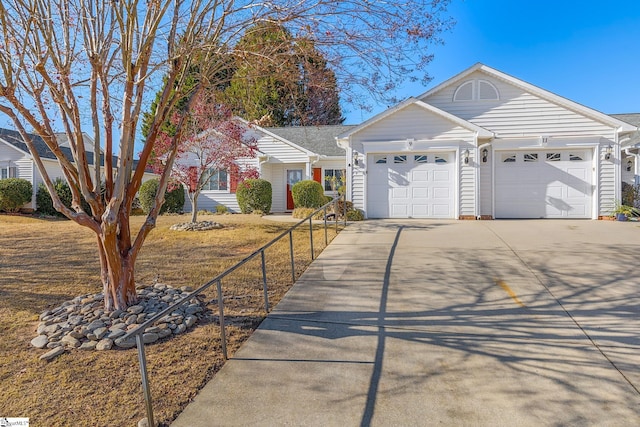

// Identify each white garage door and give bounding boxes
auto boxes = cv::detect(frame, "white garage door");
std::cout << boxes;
[495,150,593,218]
[367,152,455,218]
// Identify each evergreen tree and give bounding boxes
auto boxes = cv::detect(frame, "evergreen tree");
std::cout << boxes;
[224,23,344,126]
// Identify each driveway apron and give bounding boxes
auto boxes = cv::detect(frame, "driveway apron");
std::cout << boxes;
[172,220,640,427]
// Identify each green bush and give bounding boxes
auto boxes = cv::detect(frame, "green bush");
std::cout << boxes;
[36,178,93,216]
[291,180,325,208]
[236,179,272,214]
[138,179,185,214]
[0,178,32,213]
[215,204,228,214]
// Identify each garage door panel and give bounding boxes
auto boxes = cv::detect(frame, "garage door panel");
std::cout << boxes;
[412,170,429,181]
[412,204,429,216]
[413,187,429,198]
[495,150,592,219]
[433,170,450,181]
[433,187,451,199]
[367,152,455,219]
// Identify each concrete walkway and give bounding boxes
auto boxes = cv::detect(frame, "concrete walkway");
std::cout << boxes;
[172,220,640,427]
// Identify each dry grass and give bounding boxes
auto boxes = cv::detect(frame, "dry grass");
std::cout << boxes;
[0,213,342,426]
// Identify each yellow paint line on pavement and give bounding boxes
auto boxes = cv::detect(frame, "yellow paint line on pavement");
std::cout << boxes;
[496,279,526,308]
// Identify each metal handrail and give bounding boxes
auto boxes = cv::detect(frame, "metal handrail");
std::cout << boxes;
[124,194,347,427]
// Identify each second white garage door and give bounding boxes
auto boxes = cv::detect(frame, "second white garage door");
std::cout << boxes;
[367,152,455,218]
[494,149,593,218]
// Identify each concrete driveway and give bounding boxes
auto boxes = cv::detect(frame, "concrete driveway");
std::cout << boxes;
[172,220,640,427]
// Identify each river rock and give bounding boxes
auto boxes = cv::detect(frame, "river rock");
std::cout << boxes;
[31,335,49,349]
[40,346,65,361]
[96,338,113,351]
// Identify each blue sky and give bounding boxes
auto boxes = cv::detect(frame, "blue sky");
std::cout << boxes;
[344,0,640,123]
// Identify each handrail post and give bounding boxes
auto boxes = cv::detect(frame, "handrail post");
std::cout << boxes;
[309,217,314,260]
[324,206,328,246]
[289,230,295,283]
[136,334,155,427]
[260,251,270,312]
[216,280,228,360]
[343,193,347,227]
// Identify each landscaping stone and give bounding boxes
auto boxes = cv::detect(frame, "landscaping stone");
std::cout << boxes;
[96,338,113,351]
[30,335,49,349]
[31,284,208,358]
[40,346,65,361]
[169,220,223,231]
[79,341,98,351]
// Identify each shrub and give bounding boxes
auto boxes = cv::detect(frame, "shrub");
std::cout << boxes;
[291,180,325,208]
[36,178,90,216]
[215,204,228,214]
[345,208,365,221]
[236,179,272,214]
[622,182,640,208]
[138,179,185,214]
[0,178,32,213]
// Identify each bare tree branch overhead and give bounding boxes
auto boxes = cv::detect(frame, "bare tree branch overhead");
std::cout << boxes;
[0,0,453,310]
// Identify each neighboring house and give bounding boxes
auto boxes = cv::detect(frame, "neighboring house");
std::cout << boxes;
[337,63,639,219]
[0,128,156,211]
[610,113,640,186]
[187,124,354,213]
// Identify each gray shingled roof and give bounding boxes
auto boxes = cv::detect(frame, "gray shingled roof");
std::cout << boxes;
[265,125,354,157]
[0,127,113,166]
[611,114,640,147]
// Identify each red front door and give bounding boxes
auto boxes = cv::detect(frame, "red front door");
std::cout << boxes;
[286,169,303,210]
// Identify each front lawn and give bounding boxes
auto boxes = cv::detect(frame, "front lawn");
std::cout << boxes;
[0,213,340,426]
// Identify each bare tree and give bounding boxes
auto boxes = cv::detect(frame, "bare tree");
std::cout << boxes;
[0,0,453,310]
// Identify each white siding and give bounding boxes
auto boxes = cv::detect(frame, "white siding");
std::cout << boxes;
[459,148,476,217]
[257,135,310,163]
[599,140,617,215]
[423,71,614,138]
[186,193,240,213]
[479,155,493,217]
[351,104,476,144]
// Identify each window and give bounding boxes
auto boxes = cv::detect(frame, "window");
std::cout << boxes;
[478,80,499,100]
[393,155,407,164]
[414,155,428,164]
[502,154,516,163]
[546,153,561,162]
[204,169,228,191]
[324,169,344,192]
[453,79,499,102]
[0,166,16,179]
[569,154,583,161]
[374,156,387,164]
[453,81,474,101]
[434,156,448,164]
[524,153,538,162]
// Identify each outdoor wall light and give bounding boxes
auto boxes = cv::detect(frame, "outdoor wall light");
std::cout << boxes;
[605,144,613,160]
[353,154,360,167]
[482,148,488,163]
[463,149,470,165]
[627,159,633,172]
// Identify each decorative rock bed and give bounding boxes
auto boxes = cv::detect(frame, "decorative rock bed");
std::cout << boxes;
[169,221,223,231]
[32,283,208,360]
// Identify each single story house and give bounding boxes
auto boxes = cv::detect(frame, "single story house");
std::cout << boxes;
[337,63,639,219]
[3,64,638,219]
[0,128,156,211]
[187,124,354,213]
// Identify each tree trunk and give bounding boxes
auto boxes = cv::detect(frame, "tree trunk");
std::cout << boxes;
[97,230,139,311]
[190,192,198,223]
